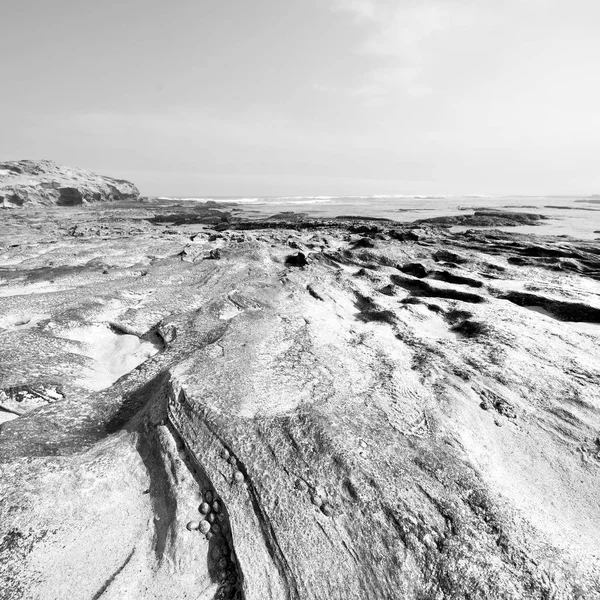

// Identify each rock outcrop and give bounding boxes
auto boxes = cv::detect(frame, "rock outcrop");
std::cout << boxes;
[0,203,599,599]
[413,210,547,228]
[0,160,140,208]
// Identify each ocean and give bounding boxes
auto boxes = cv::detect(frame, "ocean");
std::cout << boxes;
[156,195,600,240]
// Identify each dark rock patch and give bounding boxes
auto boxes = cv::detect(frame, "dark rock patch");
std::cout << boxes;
[399,263,429,278]
[57,187,83,206]
[389,229,420,242]
[432,270,484,288]
[285,252,308,267]
[433,250,469,264]
[500,291,600,323]
[391,274,487,304]
[452,320,491,338]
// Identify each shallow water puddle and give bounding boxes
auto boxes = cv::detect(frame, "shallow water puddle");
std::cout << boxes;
[58,324,162,390]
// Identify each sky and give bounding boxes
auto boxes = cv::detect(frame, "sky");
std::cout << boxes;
[1,0,600,196]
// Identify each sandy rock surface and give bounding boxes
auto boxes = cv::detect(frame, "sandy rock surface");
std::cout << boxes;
[0,202,599,599]
[0,160,140,208]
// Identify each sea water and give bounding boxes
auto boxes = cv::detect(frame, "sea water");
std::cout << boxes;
[157,195,600,240]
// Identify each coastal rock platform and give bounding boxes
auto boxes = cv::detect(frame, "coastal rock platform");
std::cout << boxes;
[0,202,599,599]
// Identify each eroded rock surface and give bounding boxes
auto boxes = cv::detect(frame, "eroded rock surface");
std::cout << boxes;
[0,160,140,208]
[0,205,599,599]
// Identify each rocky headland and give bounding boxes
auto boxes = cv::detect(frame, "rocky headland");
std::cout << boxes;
[0,166,599,599]
[0,160,140,208]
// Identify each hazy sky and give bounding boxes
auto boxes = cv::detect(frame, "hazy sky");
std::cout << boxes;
[1,0,599,196]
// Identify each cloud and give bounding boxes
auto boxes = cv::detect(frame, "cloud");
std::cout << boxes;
[332,0,476,101]
[332,0,377,21]
[353,66,432,105]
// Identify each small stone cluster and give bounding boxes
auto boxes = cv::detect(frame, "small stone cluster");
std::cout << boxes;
[220,447,245,485]
[186,489,229,540]
[187,487,240,599]
[296,479,335,517]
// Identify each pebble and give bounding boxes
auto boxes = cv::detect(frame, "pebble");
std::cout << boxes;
[186,521,200,531]
[178,449,187,460]
[206,531,214,541]
[220,448,230,460]
[295,479,308,492]
[321,504,334,517]
[212,501,221,513]
[211,547,222,560]
[208,513,216,523]
[234,471,245,483]
[199,520,211,534]
[311,495,323,508]
[228,455,237,466]
[199,502,210,514]
[218,571,229,584]
[205,491,214,503]
[218,557,229,569]
[212,523,221,534]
